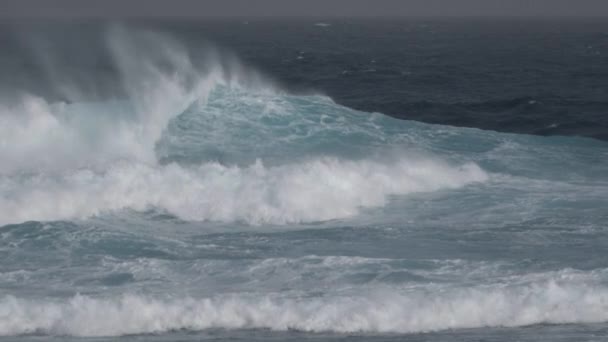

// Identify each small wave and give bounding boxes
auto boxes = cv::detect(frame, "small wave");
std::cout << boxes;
[2,276,608,336]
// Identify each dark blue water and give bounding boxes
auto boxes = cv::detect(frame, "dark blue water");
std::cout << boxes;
[193,18,608,141]
[3,18,607,139]
[0,19,607,341]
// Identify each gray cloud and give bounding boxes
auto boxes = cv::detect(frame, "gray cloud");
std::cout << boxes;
[2,0,607,17]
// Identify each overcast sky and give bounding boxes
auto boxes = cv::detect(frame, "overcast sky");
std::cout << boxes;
[2,0,608,18]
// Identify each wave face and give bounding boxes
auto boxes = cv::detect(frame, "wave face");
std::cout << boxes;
[1,25,608,340]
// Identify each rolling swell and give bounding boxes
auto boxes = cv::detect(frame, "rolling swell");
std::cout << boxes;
[360,96,608,141]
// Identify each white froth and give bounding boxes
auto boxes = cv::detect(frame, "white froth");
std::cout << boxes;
[0,157,487,225]
[0,26,273,175]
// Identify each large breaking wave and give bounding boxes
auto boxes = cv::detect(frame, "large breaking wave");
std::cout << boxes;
[0,25,488,226]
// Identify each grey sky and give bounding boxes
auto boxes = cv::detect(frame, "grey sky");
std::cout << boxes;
[2,0,608,17]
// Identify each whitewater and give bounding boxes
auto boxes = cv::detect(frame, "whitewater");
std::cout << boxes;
[1,25,607,341]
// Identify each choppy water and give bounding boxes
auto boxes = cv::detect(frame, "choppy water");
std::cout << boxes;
[0,20,607,341]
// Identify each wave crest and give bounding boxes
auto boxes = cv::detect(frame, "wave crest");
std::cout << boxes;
[0,25,275,174]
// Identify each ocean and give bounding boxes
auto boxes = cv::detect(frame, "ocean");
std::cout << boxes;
[0,18,607,341]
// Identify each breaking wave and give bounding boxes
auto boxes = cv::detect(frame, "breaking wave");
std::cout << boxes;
[0,157,486,226]
[0,25,488,226]
[2,271,608,336]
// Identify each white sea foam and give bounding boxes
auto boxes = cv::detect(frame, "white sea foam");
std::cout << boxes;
[1,277,607,336]
[0,156,487,226]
